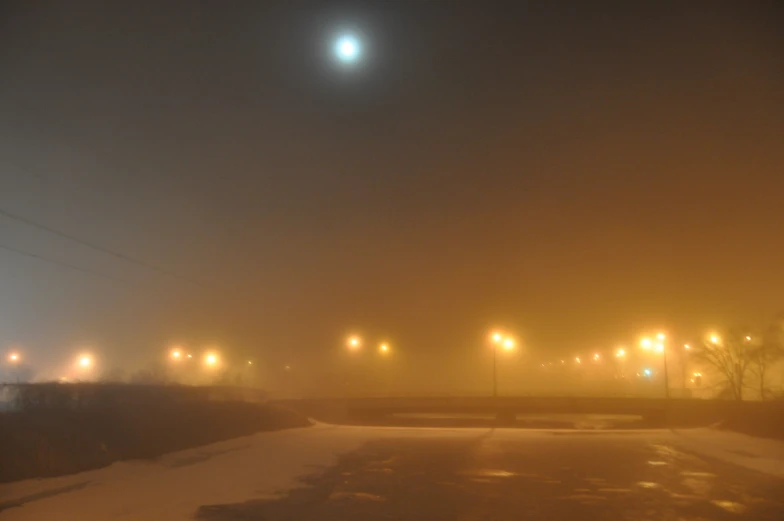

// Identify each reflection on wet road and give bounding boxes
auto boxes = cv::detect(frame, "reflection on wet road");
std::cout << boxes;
[198,430,783,521]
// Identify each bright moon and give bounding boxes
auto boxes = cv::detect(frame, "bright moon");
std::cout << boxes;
[334,35,360,63]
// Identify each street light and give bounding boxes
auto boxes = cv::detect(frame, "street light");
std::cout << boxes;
[347,335,361,351]
[379,343,390,354]
[709,334,720,345]
[170,348,182,361]
[489,330,515,398]
[639,333,670,397]
[616,348,626,358]
[204,353,219,368]
[77,355,93,369]
[8,352,20,364]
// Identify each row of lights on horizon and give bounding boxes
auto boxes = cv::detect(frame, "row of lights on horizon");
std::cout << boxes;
[536,330,745,369]
[4,330,748,378]
[168,347,256,369]
[5,351,93,370]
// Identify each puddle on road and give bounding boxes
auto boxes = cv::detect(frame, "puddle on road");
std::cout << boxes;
[711,499,747,513]
[681,471,716,478]
[461,469,518,478]
[329,492,385,502]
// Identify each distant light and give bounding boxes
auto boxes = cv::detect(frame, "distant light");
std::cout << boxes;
[8,352,20,363]
[347,336,361,350]
[170,349,182,360]
[78,355,92,368]
[709,334,720,345]
[693,372,702,377]
[379,343,389,353]
[285,365,291,371]
[491,331,503,344]
[575,357,581,364]
[643,368,652,377]
[334,35,361,63]
[655,343,664,353]
[593,353,600,361]
[745,335,752,342]
[204,353,218,367]
[684,344,690,350]
[247,360,253,365]
[187,353,193,359]
[502,338,515,350]
[616,348,626,358]
[640,338,652,349]
[560,360,565,364]
[656,333,666,341]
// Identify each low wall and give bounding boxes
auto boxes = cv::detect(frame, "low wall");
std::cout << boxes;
[275,396,784,436]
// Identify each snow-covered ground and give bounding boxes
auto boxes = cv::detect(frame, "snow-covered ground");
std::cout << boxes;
[670,428,784,478]
[1,424,781,520]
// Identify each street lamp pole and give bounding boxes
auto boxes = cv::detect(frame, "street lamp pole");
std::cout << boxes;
[656,333,669,399]
[493,343,498,398]
[663,349,669,399]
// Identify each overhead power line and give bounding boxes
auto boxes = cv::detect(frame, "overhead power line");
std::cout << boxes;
[0,243,126,283]
[0,207,201,287]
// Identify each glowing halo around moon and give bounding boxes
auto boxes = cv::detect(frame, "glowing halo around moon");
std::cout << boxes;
[333,34,361,64]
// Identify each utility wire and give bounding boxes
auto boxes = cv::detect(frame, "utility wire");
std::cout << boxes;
[0,207,202,287]
[0,243,127,284]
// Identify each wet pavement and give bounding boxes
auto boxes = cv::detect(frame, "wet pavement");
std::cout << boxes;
[197,430,783,521]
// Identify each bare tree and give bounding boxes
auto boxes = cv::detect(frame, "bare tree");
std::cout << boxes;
[746,322,784,400]
[693,329,754,400]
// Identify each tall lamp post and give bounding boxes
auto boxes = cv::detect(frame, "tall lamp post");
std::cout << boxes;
[490,331,515,398]
[7,352,21,383]
[641,333,669,399]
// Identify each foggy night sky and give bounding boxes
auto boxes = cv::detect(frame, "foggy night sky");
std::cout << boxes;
[1,1,783,383]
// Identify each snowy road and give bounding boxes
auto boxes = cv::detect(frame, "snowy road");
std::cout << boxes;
[1,424,782,520]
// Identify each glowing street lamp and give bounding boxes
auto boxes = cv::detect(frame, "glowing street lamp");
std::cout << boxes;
[642,332,669,398]
[77,355,93,369]
[593,353,601,361]
[204,353,219,368]
[347,335,362,351]
[8,352,20,364]
[575,356,581,364]
[379,343,389,354]
[489,330,516,398]
[616,348,626,358]
[709,334,720,345]
[170,348,182,361]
